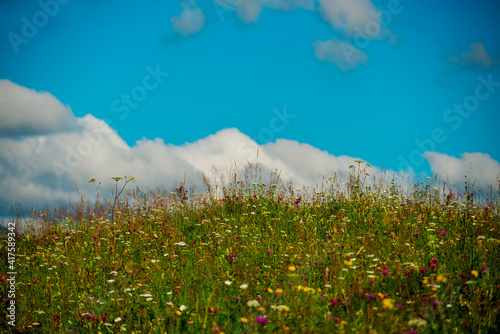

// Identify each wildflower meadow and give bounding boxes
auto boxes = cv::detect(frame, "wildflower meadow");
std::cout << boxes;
[1,162,499,333]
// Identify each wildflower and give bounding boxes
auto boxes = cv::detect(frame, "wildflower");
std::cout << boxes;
[247,300,260,307]
[481,266,488,273]
[288,266,296,272]
[341,321,348,325]
[166,302,174,307]
[225,280,232,285]
[471,270,479,277]
[267,288,273,293]
[256,316,268,324]
[382,299,394,309]
[267,250,272,254]
[115,317,122,322]
[179,305,187,311]
[240,317,249,323]
[240,284,248,289]
[276,305,289,311]
[382,270,388,276]
[174,241,187,246]
[436,275,447,282]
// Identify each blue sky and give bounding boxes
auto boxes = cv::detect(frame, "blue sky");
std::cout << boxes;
[1,0,499,215]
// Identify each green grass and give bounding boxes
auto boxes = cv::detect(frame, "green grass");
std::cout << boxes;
[1,164,500,333]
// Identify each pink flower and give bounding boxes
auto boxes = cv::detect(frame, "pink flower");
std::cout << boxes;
[256,316,268,324]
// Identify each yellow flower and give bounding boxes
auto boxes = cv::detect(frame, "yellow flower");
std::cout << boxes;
[268,288,273,293]
[436,275,447,282]
[303,287,310,293]
[276,288,283,294]
[258,307,265,313]
[288,266,296,272]
[434,187,438,190]
[297,285,302,291]
[423,279,429,285]
[344,260,353,266]
[176,311,182,316]
[382,299,394,309]
[377,292,385,299]
[341,320,348,325]
[240,317,248,323]
[471,270,479,277]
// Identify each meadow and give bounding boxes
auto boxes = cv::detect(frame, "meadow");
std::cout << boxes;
[1,162,499,333]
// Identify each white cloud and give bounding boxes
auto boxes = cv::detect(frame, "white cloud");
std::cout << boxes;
[0,80,77,136]
[424,152,500,187]
[312,39,368,70]
[235,0,315,23]
[446,42,497,69]
[317,0,395,41]
[2,82,497,216]
[170,1,206,37]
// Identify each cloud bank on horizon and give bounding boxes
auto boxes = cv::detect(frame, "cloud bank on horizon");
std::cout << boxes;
[0,80,498,214]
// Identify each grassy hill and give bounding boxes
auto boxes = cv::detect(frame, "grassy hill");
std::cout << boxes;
[1,165,499,333]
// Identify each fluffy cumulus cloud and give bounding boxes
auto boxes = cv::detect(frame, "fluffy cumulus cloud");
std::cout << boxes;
[312,38,368,70]
[0,80,77,136]
[424,152,500,187]
[0,80,403,214]
[2,81,497,215]
[170,1,206,36]
[318,0,376,35]
[446,42,498,69]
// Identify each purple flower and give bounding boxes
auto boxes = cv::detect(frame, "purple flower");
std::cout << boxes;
[382,269,388,276]
[256,316,268,324]
[267,250,272,254]
[481,266,488,273]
